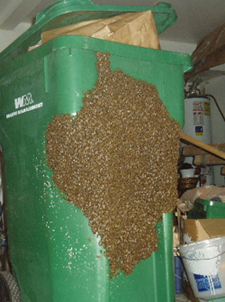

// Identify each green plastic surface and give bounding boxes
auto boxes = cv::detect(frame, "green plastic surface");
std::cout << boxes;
[0,4,192,301]
[0,0,177,64]
[188,198,225,219]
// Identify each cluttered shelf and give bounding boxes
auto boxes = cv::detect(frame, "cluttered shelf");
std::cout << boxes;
[182,143,225,174]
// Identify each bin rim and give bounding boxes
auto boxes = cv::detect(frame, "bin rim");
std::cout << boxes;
[0,35,193,77]
[179,235,225,250]
[178,236,225,260]
[0,1,177,64]
[196,198,225,208]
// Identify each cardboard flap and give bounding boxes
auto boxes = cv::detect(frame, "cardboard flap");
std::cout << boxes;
[41,11,161,49]
[182,218,225,243]
[199,219,225,238]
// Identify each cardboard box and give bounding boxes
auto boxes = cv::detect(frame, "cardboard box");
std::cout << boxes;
[182,218,225,243]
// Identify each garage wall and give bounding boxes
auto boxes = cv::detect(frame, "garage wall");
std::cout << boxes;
[0,22,30,52]
[161,40,225,186]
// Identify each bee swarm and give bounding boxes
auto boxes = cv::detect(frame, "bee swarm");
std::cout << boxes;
[46,52,180,277]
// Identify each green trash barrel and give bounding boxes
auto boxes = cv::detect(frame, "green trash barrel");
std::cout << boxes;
[0,1,192,301]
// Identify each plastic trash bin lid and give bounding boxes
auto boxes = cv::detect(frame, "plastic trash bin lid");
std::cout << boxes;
[0,0,177,63]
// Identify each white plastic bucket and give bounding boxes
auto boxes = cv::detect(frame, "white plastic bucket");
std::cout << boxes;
[179,236,225,300]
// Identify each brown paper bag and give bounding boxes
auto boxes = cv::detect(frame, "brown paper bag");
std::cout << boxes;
[41,11,160,49]
[185,22,225,81]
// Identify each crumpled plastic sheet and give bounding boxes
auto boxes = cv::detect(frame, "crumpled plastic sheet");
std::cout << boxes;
[177,185,225,212]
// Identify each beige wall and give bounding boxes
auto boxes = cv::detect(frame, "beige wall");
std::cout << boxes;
[0,22,30,53]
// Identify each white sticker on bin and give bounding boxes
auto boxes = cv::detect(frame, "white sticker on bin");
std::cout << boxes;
[6,92,43,119]
[6,102,43,119]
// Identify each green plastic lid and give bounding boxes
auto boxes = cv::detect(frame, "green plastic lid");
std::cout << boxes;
[35,0,176,33]
[0,0,177,63]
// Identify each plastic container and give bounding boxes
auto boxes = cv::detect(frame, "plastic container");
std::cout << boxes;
[180,168,196,178]
[188,199,225,301]
[179,236,225,300]
[174,256,183,294]
[0,1,192,301]
[188,198,225,219]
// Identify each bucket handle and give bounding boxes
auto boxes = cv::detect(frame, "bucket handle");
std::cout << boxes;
[175,247,225,261]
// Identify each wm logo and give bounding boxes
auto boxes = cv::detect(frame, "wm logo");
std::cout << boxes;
[14,93,34,109]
